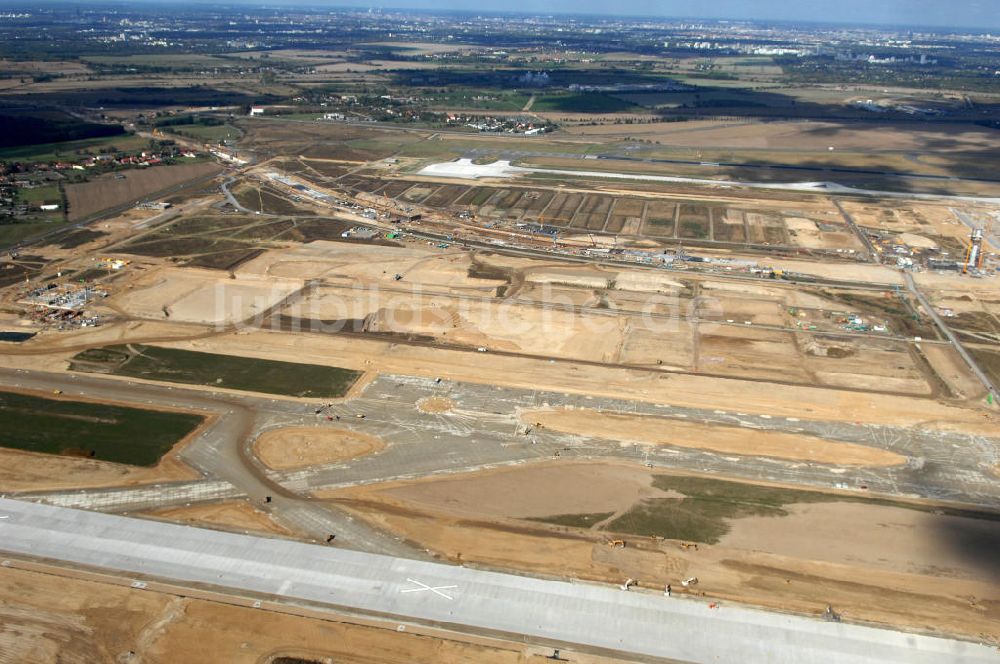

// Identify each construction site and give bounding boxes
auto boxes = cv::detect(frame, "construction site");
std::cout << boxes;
[1,113,999,664]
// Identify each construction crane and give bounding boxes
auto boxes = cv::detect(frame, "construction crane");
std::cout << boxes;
[964,228,985,274]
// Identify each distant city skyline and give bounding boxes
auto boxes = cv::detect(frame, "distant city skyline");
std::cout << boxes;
[17,0,999,31]
[285,0,999,31]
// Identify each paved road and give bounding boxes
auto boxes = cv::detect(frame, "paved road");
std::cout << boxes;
[13,480,244,512]
[220,175,259,214]
[463,147,1000,187]
[903,272,998,402]
[1,498,996,664]
[7,362,1000,516]
[833,199,879,263]
[277,373,1000,508]
[0,368,421,557]
[433,158,1000,204]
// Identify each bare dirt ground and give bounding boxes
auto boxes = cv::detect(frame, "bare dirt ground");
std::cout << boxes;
[0,445,197,493]
[142,500,293,536]
[714,253,905,285]
[253,426,385,471]
[522,408,907,466]
[111,265,302,326]
[922,344,987,401]
[241,243,931,393]
[367,462,666,519]
[556,119,1000,153]
[0,320,219,375]
[165,330,999,434]
[417,396,455,413]
[328,461,1000,643]
[839,200,998,260]
[65,162,221,220]
[0,564,606,664]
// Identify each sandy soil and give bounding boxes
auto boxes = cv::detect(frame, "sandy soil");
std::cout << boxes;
[374,462,669,519]
[0,319,214,363]
[729,255,904,285]
[0,446,198,493]
[417,396,455,413]
[237,240,457,285]
[330,461,1000,642]
[163,330,998,434]
[522,408,906,466]
[722,501,1000,579]
[262,243,928,392]
[253,426,385,471]
[0,564,602,664]
[142,500,293,537]
[112,266,302,326]
[920,344,986,401]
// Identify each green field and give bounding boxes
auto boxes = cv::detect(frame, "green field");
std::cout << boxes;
[572,475,1000,543]
[168,123,241,143]
[83,54,237,69]
[0,134,148,163]
[0,213,68,248]
[603,475,837,543]
[17,184,61,205]
[0,390,204,466]
[71,345,363,398]
[424,91,531,112]
[531,93,638,114]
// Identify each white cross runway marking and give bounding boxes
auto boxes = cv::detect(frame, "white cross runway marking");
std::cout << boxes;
[400,577,458,600]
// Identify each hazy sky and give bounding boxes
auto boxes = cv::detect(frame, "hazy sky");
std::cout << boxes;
[336,0,998,30]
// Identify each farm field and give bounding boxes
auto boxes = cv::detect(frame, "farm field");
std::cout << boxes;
[166,122,241,143]
[64,162,221,220]
[0,133,147,164]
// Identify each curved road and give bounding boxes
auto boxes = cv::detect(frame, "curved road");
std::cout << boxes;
[0,367,422,558]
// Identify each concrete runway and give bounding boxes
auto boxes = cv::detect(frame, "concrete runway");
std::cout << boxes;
[1,497,997,664]
[1,368,418,556]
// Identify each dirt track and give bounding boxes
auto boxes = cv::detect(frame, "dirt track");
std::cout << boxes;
[523,408,907,466]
